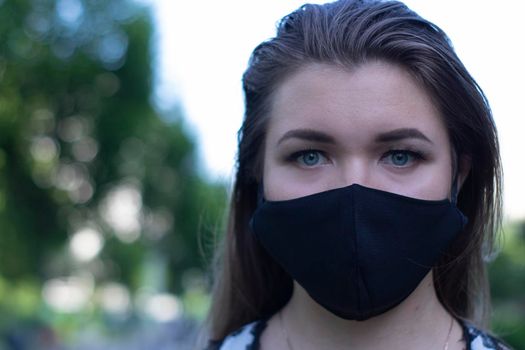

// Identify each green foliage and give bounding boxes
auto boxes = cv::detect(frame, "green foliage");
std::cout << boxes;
[489,220,525,349]
[0,0,227,343]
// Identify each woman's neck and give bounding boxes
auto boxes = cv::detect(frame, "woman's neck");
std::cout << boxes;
[261,272,464,350]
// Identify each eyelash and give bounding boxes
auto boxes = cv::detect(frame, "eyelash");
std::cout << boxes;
[285,148,426,167]
[286,149,329,166]
[381,149,426,166]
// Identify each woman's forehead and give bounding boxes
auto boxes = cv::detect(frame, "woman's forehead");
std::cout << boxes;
[266,61,447,146]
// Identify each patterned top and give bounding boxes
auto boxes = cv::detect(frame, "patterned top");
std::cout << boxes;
[207,318,512,350]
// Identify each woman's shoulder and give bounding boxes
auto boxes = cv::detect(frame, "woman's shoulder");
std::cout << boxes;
[463,322,513,350]
[206,319,267,350]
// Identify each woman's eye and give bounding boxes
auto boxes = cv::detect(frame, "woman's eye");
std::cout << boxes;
[391,152,410,166]
[382,150,422,167]
[292,150,328,167]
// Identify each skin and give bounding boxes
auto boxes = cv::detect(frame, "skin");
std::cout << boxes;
[260,61,468,350]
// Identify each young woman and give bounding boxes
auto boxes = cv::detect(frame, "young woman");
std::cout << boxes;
[204,1,509,349]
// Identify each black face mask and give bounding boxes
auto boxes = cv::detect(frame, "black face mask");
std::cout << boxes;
[250,184,467,321]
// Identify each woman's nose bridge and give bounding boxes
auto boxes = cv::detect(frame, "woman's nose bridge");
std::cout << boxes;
[339,158,371,187]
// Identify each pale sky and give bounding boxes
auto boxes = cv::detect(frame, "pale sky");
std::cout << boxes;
[147,0,525,219]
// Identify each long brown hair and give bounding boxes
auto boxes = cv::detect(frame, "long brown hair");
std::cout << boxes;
[206,0,502,341]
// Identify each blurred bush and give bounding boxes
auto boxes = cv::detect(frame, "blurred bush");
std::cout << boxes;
[0,0,226,347]
[489,220,525,349]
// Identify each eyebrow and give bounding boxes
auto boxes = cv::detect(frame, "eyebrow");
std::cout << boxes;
[277,129,336,145]
[375,128,433,144]
[276,127,433,146]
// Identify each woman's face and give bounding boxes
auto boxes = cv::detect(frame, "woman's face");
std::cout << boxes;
[263,61,455,201]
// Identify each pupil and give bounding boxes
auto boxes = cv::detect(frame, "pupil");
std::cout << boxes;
[393,152,408,165]
[304,152,319,165]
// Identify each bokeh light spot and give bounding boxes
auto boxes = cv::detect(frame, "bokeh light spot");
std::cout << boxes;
[99,282,131,315]
[72,137,98,162]
[42,275,94,313]
[100,183,143,243]
[69,227,104,262]
[30,136,59,163]
[142,293,182,323]
[56,0,84,26]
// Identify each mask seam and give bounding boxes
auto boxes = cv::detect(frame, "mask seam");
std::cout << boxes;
[351,187,361,318]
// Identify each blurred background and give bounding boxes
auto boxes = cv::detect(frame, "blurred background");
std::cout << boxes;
[0,0,523,349]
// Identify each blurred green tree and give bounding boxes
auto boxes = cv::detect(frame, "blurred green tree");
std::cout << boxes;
[0,0,226,332]
[489,220,525,349]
